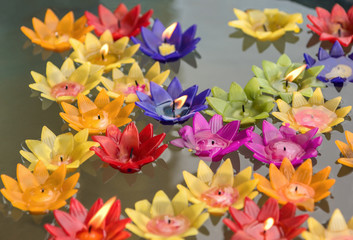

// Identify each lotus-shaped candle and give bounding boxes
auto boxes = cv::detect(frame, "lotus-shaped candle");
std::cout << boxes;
[171,113,253,162]
[91,123,168,173]
[228,8,303,41]
[60,89,135,135]
[307,4,353,47]
[131,19,200,63]
[21,9,94,52]
[30,58,103,102]
[335,130,353,168]
[20,126,97,172]
[98,62,170,103]
[85,4,153,40]
[205,78,275,124]
[272,88,352,133]
[252,54,325,103]
[223,197,309,240]
[125,190,209,239]
[45,197,131,239]
[69,30,140,72]
[302,209,353,239]
[0,161,79,214]
[254,158,335,211]
[305,41,353,85]
[177,159,258,215]
[136,77,210,125]
[245,120,322,167]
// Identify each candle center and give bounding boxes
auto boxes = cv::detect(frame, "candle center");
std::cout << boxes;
[283,182,315,203]
[200,186,239,208]
[82,110,110,129]
[114,78,148,96]
[87,44,119,66]
[52,154,72,165]
[242,220,282,240]
[156,96,189,119]
[326,230,353,240]
[194,131,230,153]
[325,64,352,80]
[24,186,60,206]
[265,139,305,162]
[51,82,85,99]
[158,43,176,56]
[146,215,190,237]
[292,106,336,130]
[76,227,105,240]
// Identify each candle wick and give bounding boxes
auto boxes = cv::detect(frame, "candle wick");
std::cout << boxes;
[65,85,68,90]
[164,38,167,43]
[130,148,133,158]
[295,186,298,192]
[97,114,101,120]
[285,80,289,88]
[218,190,222,195]
[338,28,342,37]
[263,24,267,32]
[283,147,286,151]
[311,115,314,119]
[211,140,215,145]
[118,19,121,29]
[60,156,63,162]
[172,101,176,118]
[101,54,105,61]
[135,80,139,87]
[242,105,245,113]
[41,189,44,193]
[88,225,92,233]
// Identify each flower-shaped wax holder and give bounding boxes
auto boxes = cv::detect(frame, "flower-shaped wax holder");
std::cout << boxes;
[224,197,308,240]
[85,4,153,40]
[171,113,253,162]
[245,120,322,167]
[131,19,200,63]
[205,78,274,125]
[272,88,352,133]
[125,190,209,239]
[252,54,325,103]
[177,159,258,215]
[307,4,353,47]
[302,209,353,239]
[98,62,170,103]
[228,8,303,41]
[21,9,94,52]
[0,161,79,214]
[305,41,353,85]
[136,77,210,125]
[60,89,135,135]
[69,30,140,72]
[30,58,103,102]
[45,197,131,239]
[335,130,353,168]
[20,127,97,172]
[91,123,168,173]
[254,158,335,211]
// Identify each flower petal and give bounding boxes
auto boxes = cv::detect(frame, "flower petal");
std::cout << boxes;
[291,159,312,185]
[269,163,289,190]
[211,159,234,187]
[150,190,174,218]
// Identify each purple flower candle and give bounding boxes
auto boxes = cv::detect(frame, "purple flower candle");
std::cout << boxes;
[131,19,200,63]
[304,41,353,85]
[170,112,254,161]
[245,120,322,166]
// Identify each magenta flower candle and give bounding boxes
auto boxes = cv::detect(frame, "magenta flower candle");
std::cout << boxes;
[245,120,322,166]
[170,112,253,161]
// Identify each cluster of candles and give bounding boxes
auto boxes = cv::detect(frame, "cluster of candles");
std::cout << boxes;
[2,2,353,240]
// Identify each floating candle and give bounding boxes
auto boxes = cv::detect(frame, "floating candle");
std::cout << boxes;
[85,4,153,40]
[245,120,322,166]
[29,58,103,102]
[307,4,353,47]
[228,8,303,41]
[60,89,135,135]
[304,41,353,85]
[206,78,274,124]
[70,30,140,72]
[90,123,168,173]
[0,161,79,214]
[20,127,98,171]
[254,158,335,211]
[177,159,258,215]
[98,62,170,103]
[335,131,353,168]
[252,54,324,103]
[223,197,309,240]
[131,19,200,63]
[45,197,131,240]
[272,88,352,133]
[21,9,94,52]
[171,113,253,161]
[136,77,210,125]
[125,190,209,239]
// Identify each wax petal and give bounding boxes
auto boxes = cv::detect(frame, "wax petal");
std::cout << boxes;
[183,171,210,197]
[269,163,288,190]
[150,190,174,217]
[150,82,172,105]
[257,198,279,222]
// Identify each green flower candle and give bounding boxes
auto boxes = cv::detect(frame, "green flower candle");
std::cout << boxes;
[252,54,325,103]
[205,78,274,125]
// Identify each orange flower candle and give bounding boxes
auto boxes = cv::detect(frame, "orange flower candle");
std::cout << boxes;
[0,161,79,214]
[336,130,353,167]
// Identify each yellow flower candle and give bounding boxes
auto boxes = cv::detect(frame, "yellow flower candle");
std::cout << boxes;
[177,159,258,215]
[0,161,79,214]
[69,30,140,72]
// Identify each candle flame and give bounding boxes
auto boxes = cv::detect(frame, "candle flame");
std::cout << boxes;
[100,43,109,56]
[285,64,307,82]
[162,22,178,40]
[88,197,116,229]
[173,95,187,109]
[263,217,274,231]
